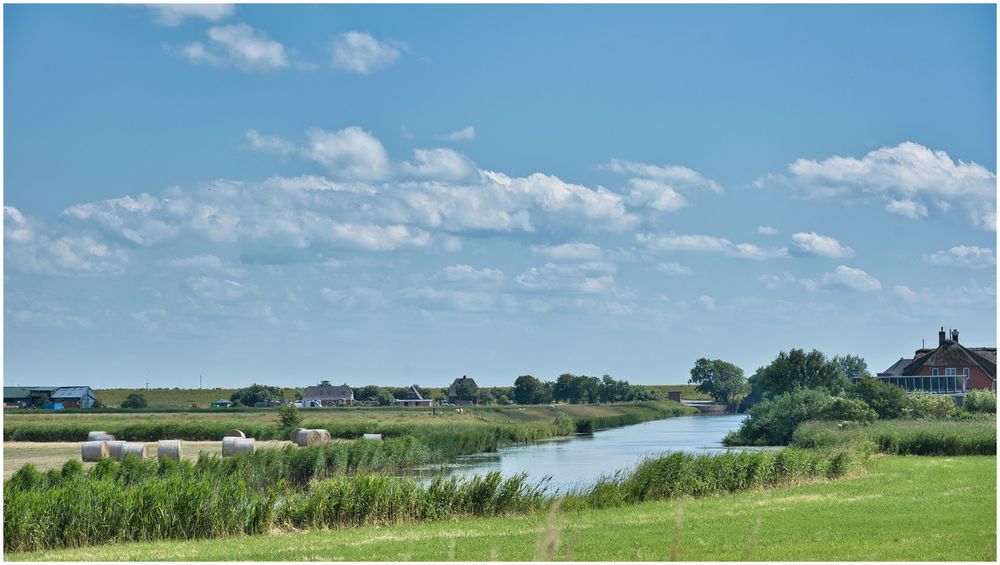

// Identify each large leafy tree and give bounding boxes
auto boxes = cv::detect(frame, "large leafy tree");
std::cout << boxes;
[120,393,148,409]
[230,384,285,407]
[847,375,907,419]
[688,358,749,412]
[513,375,544,404]
[748,349,850,401]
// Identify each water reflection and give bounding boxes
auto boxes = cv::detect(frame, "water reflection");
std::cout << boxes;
[410,414,748,492]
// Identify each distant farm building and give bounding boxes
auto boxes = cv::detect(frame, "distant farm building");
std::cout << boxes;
[302,381,354,407]
[876,327,996,394]
[50,386,97,409]
[4,386,56,408]
[448,375,480,405]
[394,385,433,407]
[4,386,95,408]
[211,399,234,408]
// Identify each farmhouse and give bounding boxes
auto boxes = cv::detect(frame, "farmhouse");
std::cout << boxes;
[448,375,480,405]
[876,327,996,394]
[394,385,433,407]
[302,381,354,407]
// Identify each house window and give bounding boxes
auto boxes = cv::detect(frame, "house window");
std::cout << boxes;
[963,368,970,377]
[945,368,957,376]
[931,368,938,376]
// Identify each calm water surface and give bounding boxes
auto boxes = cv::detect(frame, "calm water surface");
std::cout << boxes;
[411,414,748,492]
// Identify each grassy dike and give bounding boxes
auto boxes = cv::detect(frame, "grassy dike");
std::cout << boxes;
[10,456,995,561]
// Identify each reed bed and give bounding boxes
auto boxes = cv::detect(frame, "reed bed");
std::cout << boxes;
[790,418,996,455]
[4,445,858,553]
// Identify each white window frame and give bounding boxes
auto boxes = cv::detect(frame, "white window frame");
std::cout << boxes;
[931,368,939,376]
[945,368,957,376]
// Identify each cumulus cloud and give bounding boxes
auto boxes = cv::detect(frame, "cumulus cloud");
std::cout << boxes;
[637,233,789,260]
[658,262,694,276]
[301,127,392,180]
[246,129,295,157]
[924,246,996,268]
[330,32,401,74]
[150,4,234,26]
[442,264,504,283]
[602,159,723,192]
[399,148,477,181]
[894,282,995,307]
[182,23,290,71]
[514,262,617,295]
[438,126,476,142]
[187,276,257,302]
[792,232,854,258]
[530,242,603,261]
[4,206,34,243]
[802,265,881,292]
[758,272,797,289]
[696,295,716,311]
[601,159,722,217]
[761,142,996,230]
[167,254,246,277]
[757,225,778,236]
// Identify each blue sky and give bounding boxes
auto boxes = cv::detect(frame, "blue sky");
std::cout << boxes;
[4,4,997,389]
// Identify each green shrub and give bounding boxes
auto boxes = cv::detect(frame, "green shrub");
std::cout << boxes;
[905,392,956,419]
[120,393,148,409]
[847,376,908,419]
[815,396,877,423]
[724,388,835,446]
[964,390,996,414]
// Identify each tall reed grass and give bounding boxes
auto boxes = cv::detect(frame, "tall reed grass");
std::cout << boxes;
[790,418,996,455]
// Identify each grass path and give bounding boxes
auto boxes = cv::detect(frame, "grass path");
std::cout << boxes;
[10,455,995,561]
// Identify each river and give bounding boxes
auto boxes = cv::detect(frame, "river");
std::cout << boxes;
[409,413,748,493]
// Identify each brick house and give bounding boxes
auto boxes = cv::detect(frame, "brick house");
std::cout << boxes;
[876,328,996,394]
[302,381,354,407]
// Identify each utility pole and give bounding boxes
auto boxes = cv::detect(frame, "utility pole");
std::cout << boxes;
[199,374,203,389]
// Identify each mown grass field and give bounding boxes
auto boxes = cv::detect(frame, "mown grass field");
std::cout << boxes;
[11,455,994,561]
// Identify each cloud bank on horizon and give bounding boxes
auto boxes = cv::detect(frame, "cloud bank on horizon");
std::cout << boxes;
[3,4,996,387]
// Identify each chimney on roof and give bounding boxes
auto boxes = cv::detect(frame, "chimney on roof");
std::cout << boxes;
[951,329,959,343]
[939,327,946,345]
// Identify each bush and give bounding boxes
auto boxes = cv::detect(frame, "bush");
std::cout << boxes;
[120,393,148,409]
[905,393,956,419]
[723,388,835,446]
[847,376,908,419]
[277,405,303,428]
[964,390,996,414]
[815,397,877,424]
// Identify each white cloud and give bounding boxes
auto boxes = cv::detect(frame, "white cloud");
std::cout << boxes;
[625,178,687,212]
[924,246,996,268]
[150,4,234,26]
[187,276,258,302]
[399,148,477,181]
[442,264,504,283]
[167,254,245,277]
[602,159,723,193]
[400,287,494,312]
[637,233,789,260]
[658,262,694,276]
[758,272,797,289]
[302,127,391,180]
[757,225,778,236]
[885,198,928,219]
[514,262,617,295]
[764,142,996,230]
[530,242,603,261]
[330,32,401,74]
[802,265,881,292]
[894,282,995,307]
[792,232,854,258]
[4,206,34,243]
[697,295,716,311]
[6,222,129,276]
[182,24,289,71]
[246,130,294,157]
[438,126,476,142]
[320,287,386,309]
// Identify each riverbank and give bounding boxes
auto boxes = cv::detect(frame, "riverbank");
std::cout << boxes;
[10,455,994,561]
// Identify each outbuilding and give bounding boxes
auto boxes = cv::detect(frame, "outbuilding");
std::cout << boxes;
[394,385,433,407]
[50,386,97,409]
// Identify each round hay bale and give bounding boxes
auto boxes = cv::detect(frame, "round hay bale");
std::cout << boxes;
[81,441,109,462]
[107,440,127,460]
[157,440,182,461]
[222,437,255,457]
[87,431,115,441]
[361,433,382,441]
[289,427,304,441]
[223,429,246,438]
[122,442,149,460]
[293,429,320,446]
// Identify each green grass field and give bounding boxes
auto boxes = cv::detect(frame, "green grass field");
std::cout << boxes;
[10,455,994,561]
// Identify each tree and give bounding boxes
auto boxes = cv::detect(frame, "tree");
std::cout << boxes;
[230,384,284,407]
[376,391,396,407]
[514,375,545,405]
[120,393,148,409]
[354,385,380,402]
[688,358,749,412]
[276,405,303,428]
[748,349,849,401]
[847,376,907,419]
[833,354,872,382]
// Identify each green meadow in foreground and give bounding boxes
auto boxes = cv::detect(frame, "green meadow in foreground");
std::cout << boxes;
[12,456,995,561]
